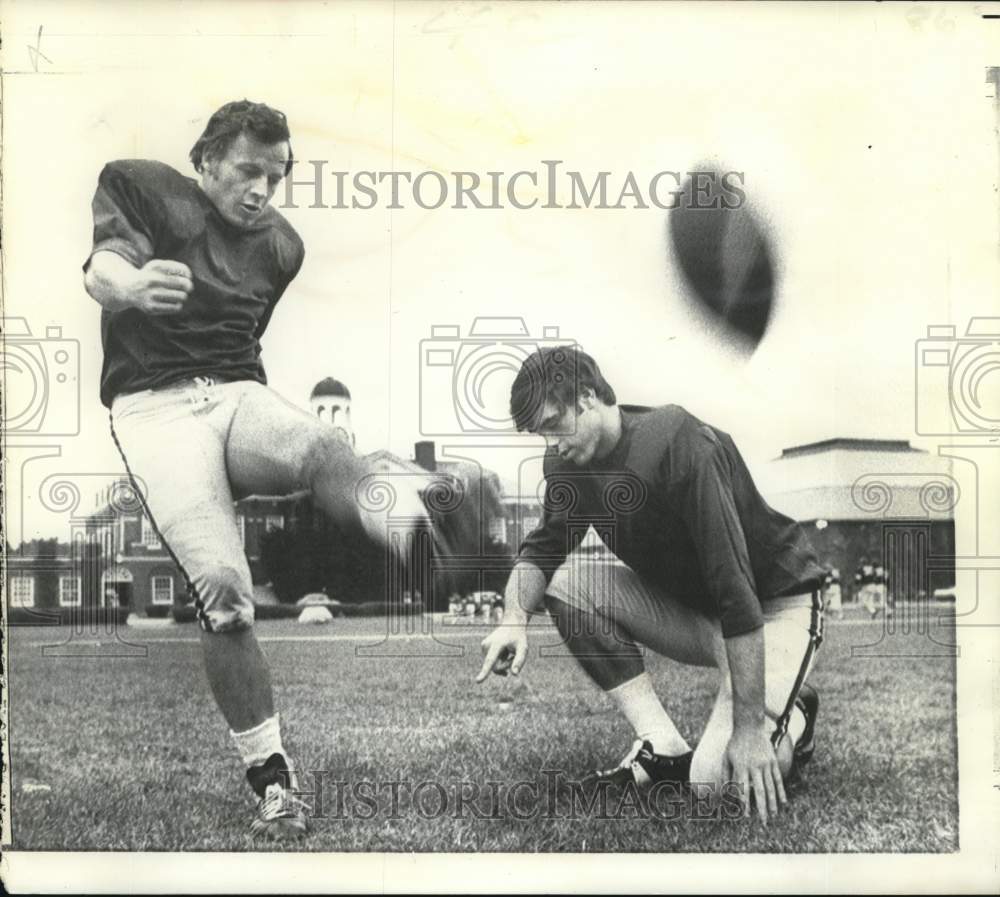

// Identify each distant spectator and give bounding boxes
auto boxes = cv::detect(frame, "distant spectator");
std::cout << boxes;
[873,563,891,618]
[856,558,882,618]
[822,568,843,619]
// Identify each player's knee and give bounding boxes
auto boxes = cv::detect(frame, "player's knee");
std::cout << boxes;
[542,591,564,615]
[195,564,255,632]
[302,426,353,470]
[543,592,585,636]
[299,427,361,492]
[542,592,570,641]
[544,592,623,653]
[547,564,600,615]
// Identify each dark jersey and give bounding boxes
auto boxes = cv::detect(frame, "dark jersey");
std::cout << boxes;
[517,405,826,638]
[85,160,305,407]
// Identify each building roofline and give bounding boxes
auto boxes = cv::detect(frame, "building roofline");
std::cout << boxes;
[778,437,925,459]
[310,377,351,400]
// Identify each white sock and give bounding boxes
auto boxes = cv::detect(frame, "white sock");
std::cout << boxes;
[607,673,691,756]
[230,714,286,769]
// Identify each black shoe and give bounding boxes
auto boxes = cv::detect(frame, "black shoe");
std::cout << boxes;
[583,739,693,789]
[792,683,819,769]
[246,752,308,841]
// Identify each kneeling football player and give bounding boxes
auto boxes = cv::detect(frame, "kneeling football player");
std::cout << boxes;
[478,347,824,823]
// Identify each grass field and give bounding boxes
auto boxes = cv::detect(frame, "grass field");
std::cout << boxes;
[6,607,959,852]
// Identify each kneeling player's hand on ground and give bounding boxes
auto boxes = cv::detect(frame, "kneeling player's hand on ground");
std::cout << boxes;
[128,259,194,315]
[723,723,787,825]
[477,625,527,683]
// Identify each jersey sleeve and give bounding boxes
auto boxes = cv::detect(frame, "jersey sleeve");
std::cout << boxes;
[253,239,305,341]
[676,427,764,638]
[84,162,161,271]
[515,455,572,582]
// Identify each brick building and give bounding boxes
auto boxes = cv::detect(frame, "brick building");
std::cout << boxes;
[7,431,957,618]
[5,377,515,618]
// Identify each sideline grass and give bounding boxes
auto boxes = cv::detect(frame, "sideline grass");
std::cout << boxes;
[6,610,958,852]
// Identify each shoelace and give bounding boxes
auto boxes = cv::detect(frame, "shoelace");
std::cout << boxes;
[258,783,312,820]
[592,738,646,777]
[619,739,646,769]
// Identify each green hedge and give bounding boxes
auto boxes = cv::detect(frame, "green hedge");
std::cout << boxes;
[6,606,131,627]
[170,601,425,624]
[337,601,425,618]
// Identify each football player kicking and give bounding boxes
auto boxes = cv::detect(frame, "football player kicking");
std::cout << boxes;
[478,347,825,823]
[83,100,428,839]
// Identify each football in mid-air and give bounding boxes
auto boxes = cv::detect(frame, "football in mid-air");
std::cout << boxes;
[667,167,777,352]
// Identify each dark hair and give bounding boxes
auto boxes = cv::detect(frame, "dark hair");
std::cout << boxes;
[509,346,617,432]
[189,100,293,176]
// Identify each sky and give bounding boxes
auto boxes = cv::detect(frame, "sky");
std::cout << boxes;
[2,0,998,543]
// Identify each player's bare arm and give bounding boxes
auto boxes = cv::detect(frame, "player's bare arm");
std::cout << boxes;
[476,560,547,682]
[723,627,787,825]
[84,251,193,315]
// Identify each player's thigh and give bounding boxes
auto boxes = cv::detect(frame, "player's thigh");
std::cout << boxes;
[224,382,362,498]
[111,389,232,537]
[111,391,253,628]
[621,585,724,669]
[549,539,722,667]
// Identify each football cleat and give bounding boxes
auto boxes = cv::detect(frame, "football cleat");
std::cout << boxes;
[246,752,309,841]
[250,782,310,840]
[582,739,693,789]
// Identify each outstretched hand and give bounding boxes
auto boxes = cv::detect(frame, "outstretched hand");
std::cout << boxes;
[723,723,787,825]
[476,624,528,683]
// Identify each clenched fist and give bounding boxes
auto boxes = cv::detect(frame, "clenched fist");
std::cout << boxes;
[125,259,194,315]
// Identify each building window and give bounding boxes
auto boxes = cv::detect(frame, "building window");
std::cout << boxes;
[236,514,246,546]
[151,575,174,605]
[522,516,540,534]
[265,515,284,533]
[140,515,161,549]
[489,516,508,543]
[59,577,82,607]
[10,576,35,608]
[93,524,113,550]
